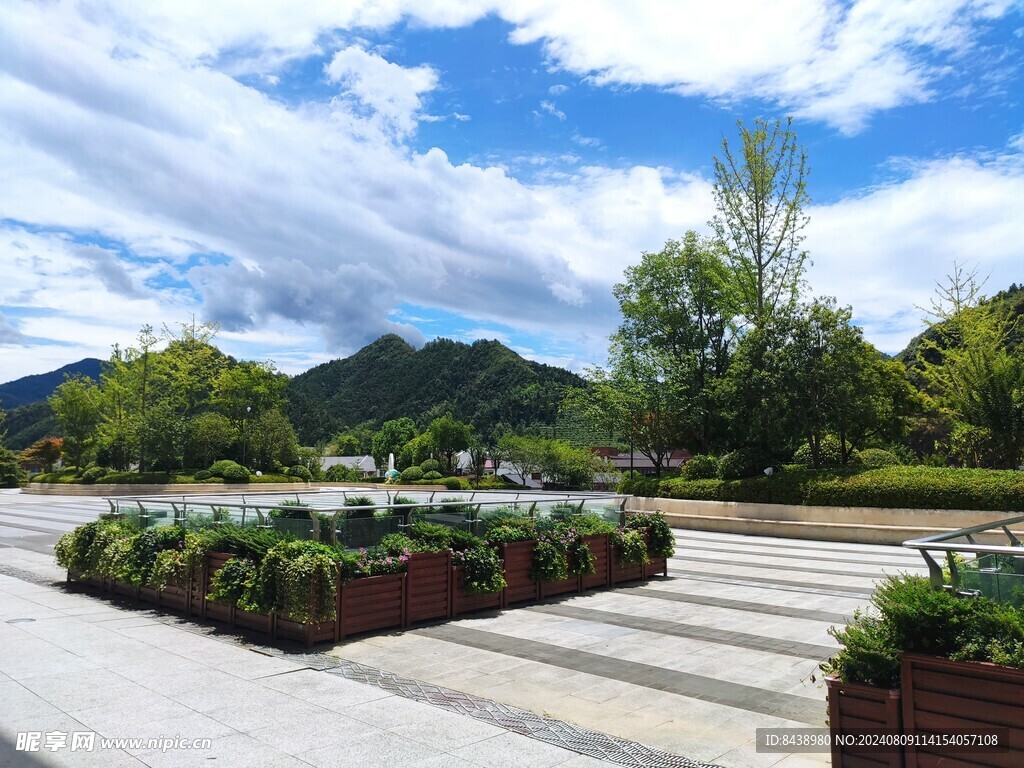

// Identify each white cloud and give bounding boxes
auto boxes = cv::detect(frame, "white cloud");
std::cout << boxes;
[324,45,439,137]
[807,149,1024,352]
[539,99,566,120]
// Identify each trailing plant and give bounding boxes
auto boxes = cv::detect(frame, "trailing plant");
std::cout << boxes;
[453,545,506,594]
[55,519,110,574]
[569,513,615,536]
[380,532,443,554]
[256,540,339,623]
[610,528,649,567]
[625,511,675,559]
[530,539,568,583]
[207,556,258,607]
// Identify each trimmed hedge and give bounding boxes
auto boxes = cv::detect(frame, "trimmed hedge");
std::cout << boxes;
[657,466,1024,512]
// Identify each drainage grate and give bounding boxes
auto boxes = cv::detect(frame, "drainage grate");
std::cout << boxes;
[321,658,721,768]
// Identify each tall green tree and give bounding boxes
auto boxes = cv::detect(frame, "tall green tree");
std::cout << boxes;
[49,375,102,469]
[917,264,1024,468]
[612,231,738,451]
[425,413,472,474]
[371,417,418,471]
[712,117,810,328]
[248,409,300,472]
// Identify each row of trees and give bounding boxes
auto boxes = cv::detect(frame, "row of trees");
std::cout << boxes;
[568,117,1021,473]
[47,323,303,473]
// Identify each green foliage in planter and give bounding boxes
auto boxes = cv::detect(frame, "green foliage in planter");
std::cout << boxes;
[825,575,1024,689]
[681,455,718,480]
[610,528,649,567]
[486,524,536,544]
[625,511,675,559]
[530,539,568,582]
[448,528,484,552]
[55,519,112,573]
[380,532,443,554]
[207,556,258,606]
[353,546,410,577]
[255,540,339,623]
[569,513,615,536]
[407,521,453,550]
[454,545,506,594]
[120,527,187,586]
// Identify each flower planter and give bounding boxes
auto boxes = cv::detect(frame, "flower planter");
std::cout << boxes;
[276,617,336,647]
[234,608,272,634]
[902,653,1024,768]
[452,566,501,615]
[579,534,611,591]
[338,572,406,639]
[539,575,579,600]
[498,540,539,607]
[112,580,138,598]
[610,551,645,584]
[405,551,451,625]
[158,584,190,612]
[138,585,160,605]
[200,552,233,623]
[826,675,904,768]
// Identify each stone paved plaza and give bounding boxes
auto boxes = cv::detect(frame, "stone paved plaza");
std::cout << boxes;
[0,490,930,766]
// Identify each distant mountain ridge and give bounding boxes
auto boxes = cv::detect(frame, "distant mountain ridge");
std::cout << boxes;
[0,358,103,410]
[285,335,585,444]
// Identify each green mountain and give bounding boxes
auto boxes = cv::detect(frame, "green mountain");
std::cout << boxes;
[0,358,103,410]
[4,401,59,450]
[285,335,585,445]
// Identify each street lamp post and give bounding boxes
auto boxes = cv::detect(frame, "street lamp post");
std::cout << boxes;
[242,405,251,469]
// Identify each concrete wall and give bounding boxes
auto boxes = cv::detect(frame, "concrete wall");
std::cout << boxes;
[626,496,1024,545]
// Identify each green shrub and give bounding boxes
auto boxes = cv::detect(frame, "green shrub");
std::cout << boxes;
[448,528,484,552]
[81,465,109,484]
[824,575,1024,688]
[207,557,258,606]
[419,459,441,474]
[193,469,213,481]
[858,448,901,468]
[617,471,660,497]
[422,470,443,480]
[288,465,313,481]
[792,436,858,467]
[570,513,616,535]
[717,449,770,480]
[441,476,468,490]
[485,524,536,543]
[219,463,250,483]
[209,459,241,478]
[323,464,360,482]
[353,546,410,577]
[681,455,718,480]
[400,466,424,482]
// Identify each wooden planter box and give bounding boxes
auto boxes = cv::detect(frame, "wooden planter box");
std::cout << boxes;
[452,566,501,615]
[234,608,272,634]
[498,540,539,607]
[405,551,451,625]
[902,654,1024,768]
[610,548,645,584]
[158,584,190,612]
[539,574,579,600]
[580,534,611,591]
[276,617,336,647]
[826,675,904,768]
[138,585,160,605]
[338,572,405,639]
[201,552,234,623]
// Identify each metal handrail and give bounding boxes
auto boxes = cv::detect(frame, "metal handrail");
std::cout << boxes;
[902,514,1024,590]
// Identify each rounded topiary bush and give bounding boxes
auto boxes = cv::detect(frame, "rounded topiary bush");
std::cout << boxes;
[681,455,718,481]
[858,448,901,468]
[717,449,769,480]
[442,477,466,490]
[422,470,443,480]
[400,466,424,482]
[792,436,858,468]
[209,459,242,478]
[220,463,250,483]
[289,465,312,481]
[193,469,213,481]
[81,465,108,484]
[419,459,441,474]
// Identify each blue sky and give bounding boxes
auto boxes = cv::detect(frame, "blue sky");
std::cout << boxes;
[1,1,1023,382]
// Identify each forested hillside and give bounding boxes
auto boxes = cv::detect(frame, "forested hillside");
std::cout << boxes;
[286,335,584,444]
[0,358,102,410]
